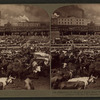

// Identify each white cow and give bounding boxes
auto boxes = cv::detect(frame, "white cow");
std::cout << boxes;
[63,63,67,68]
[24,78,34,90]
[33,66,41,73]
[0,76,15,89]
[68,75,97,89]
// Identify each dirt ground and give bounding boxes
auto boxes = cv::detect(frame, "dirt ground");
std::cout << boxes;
[86,78,100,89]
[5,76,50,90]
[4,77,100,90]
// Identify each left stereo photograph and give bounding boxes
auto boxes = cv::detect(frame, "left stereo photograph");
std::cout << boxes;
[0,4,50,90]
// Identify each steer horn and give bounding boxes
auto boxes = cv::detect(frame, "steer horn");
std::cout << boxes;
[9,75,16,80]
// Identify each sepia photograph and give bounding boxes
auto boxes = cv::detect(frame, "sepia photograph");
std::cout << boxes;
[51,4,100,90]
[0,2,100,97]
[0,4,50,90]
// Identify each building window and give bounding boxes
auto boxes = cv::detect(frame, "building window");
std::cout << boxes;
[71,22,72,24]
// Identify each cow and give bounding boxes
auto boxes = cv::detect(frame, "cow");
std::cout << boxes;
[6,58,25,79]
[63,63,67,68]
[24,78,34,90]
[0,76,15,89]
[40,60,50,77]
[51,69,72,89]
[58,81,85,90]
[0,82,3,90]
[51,74,64,89]
[1,58,9,73]
[89,61,100,77]
[68,75,97,89]
[51,69,60,75]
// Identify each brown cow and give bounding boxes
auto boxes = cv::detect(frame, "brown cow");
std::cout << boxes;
[58,81,85,90]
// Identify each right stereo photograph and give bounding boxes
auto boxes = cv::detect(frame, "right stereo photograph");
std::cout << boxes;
[51,4,100,90]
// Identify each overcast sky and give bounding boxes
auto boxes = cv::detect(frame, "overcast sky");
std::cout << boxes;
[0,4,49,26]
[53,4,100,25]
[78,4,100,25]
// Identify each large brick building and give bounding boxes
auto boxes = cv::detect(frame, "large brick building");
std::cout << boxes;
[51,16,100,35]
[51,17,91,26]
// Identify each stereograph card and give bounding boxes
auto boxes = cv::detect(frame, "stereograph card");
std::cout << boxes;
[0,3,98,97]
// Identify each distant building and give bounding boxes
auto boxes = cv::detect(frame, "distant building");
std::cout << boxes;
[51,17,100,35]
[18,21,49,28]
[18,22,41,27]
[52,17,91,26]
[0,21,50,36]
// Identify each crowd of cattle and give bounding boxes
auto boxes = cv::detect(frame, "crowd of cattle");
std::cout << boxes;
[51,48,100,89]
[1,34,100,90]
[0,36,27,47]
[0,35,50,90]
[0,49,50,89]
[0,35,50,47]
[51,35,100,45]
[0,46,50,89]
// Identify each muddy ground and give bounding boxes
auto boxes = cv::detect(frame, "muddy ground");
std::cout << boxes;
[86,78,100,89]
[4,77,100,90]
[5,76,50,90]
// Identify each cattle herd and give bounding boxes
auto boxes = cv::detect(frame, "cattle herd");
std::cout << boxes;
[0,35,100,90]
[51,47,100,89]
[0,35,50,90]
